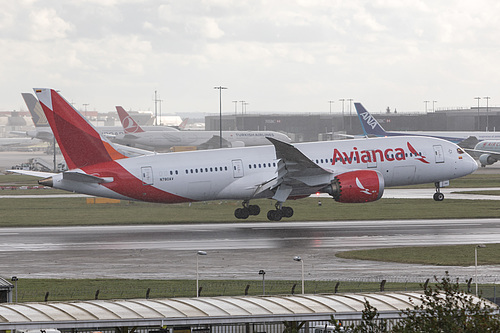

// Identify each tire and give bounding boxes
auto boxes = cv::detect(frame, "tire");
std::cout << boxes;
[235,207,250,219]
[248,205,261,216]
[282,206,294,218]
[267,210,282,221]
[433,192,444,201]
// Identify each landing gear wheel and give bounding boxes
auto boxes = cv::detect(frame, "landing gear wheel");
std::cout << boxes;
[433,192,444,201]
[248,205,261,216]
[281,206,294,218]
[234,207,250,219]
[267,209,283,221]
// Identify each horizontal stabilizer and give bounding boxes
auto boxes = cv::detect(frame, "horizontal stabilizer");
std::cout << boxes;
[63,172,113,184]
[7,170,57,178]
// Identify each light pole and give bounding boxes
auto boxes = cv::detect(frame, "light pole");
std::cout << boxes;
[293,256,304,294]
[347,99,353,132]
[214,86,227,148]
[475,97,481,131]
[423,100,429,113]
[196,250,207,297]
[232,100,238,115]
[484,96,490,131]
[11,276,18,303]
[328,100,334,114]
[258,270,266,295]
[475,244,486,297]
[432,100,437,113]
[339,99,345,131]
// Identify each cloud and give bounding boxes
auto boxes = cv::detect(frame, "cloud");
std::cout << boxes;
[29,8,74,41]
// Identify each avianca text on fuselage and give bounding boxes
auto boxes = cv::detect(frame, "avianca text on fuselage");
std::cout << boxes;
[332,142,430,165]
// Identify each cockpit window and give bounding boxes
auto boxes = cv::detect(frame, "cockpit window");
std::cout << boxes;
[457,148,465,154]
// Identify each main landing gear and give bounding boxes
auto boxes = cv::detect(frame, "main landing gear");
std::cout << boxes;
[234,201,261,219]
[234,200,294,221]
[433,182,444,201]
[267,202,294,221]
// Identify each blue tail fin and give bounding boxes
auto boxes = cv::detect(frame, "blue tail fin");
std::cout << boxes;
[354,103,388,137]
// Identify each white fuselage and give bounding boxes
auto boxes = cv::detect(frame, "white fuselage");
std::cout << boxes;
[112,130,292,149]
[50,136,477,203]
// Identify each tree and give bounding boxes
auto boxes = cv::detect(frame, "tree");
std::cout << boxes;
[329,300,387,332]
[392,272,500,332]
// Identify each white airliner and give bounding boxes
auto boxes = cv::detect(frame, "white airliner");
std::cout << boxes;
[14,93,178,142]
[355,103,500,146]
[470,140,500,167]
[113,106,292,150]
[11,89,478,221]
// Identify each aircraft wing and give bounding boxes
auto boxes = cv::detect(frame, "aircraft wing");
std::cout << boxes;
[197,135,232,149]
[465,148,500,159]
[267,137,334,202]
[113,143,154,157]
[7,170,57,178]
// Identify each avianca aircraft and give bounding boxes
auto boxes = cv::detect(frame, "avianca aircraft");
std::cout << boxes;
[114,106,292,150]
[355,103,500,146]
[14,89,477,221]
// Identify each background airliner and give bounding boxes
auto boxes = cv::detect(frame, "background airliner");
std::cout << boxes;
[14,93,179,142]
[355,103,500,147]
[113,106,292,150]
[10,89,477,221]
[470,140,500,167]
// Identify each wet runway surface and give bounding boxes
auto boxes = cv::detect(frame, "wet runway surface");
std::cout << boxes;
[1,220,500,283]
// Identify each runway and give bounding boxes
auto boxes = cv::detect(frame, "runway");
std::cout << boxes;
[1,219,499,283]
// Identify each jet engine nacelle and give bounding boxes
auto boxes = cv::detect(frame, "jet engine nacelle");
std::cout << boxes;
[324,169,385,203]
[479,154,497,166]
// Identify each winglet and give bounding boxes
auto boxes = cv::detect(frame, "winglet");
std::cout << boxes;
[354,103,388,137]
[116,106,145,134]
[34,88,127,170]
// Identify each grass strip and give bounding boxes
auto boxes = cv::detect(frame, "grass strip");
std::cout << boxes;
[336,244,500,266]
[2,197,500,226]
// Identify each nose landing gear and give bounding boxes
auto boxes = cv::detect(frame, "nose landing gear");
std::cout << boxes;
[433,182,445,201]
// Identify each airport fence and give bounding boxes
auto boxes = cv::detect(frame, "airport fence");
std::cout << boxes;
[10,278,500,304]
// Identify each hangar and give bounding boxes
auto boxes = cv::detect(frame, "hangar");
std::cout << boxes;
[1,291,496,332]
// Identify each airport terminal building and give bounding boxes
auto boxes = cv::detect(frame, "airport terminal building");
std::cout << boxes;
[205,107,500,142]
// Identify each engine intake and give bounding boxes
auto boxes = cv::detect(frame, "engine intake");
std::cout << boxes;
[479,154,497,166]
[324,169,384,203]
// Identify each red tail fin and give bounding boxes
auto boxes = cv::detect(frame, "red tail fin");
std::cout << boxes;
[34,88,127,170]
[116,106,145,134]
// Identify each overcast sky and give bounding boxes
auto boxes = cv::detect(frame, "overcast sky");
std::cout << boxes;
[2,0,500,115]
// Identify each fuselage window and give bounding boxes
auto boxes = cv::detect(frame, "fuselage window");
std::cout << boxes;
[268,163,271,167]
[249,165,252,169]
[259,163,262,168]
[190,169,194,173]
[185,169,189,174]
[225,166,228,171]
[215,167,218,171]
[210,167,213,172]
[175,170,178,175]
[170,171,173,175]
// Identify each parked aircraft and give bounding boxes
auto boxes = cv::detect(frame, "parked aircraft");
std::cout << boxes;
[14,93,178,142]
[15,93,151,158]
[355,103,500,146]
[0,137,43,147]
[11,89,477,220]
[114,106,292,150]
[470,140,500,167]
